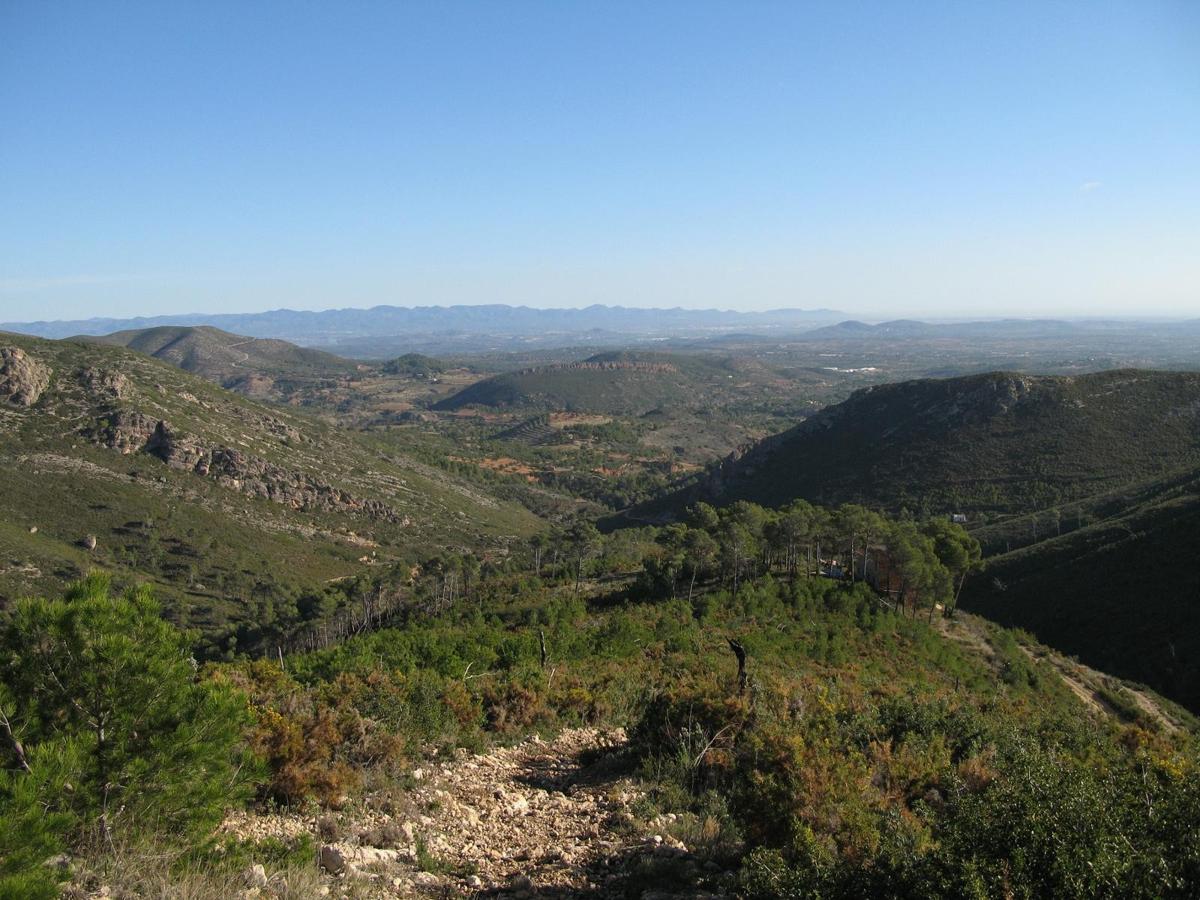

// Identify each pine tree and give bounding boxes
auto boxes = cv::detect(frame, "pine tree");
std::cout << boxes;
[0,574,255,855]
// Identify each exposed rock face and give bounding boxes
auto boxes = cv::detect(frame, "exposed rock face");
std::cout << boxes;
[0,347,51,406]
[143,421,209,471]
[145,421,398,518]
[78,366,131,401]
[92,410,160,454]
[92,414,398,520]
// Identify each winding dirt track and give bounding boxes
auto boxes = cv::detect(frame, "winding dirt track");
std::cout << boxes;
[939,612,1180,733]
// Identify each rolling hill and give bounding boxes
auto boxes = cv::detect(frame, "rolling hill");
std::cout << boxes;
[658,369,1200,518]
[961,464,1200,710]
[0,333,538,656]
[433,350,812,416]
[86,325,362,399]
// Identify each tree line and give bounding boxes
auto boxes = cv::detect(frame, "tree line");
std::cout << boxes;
[634,500,981,622]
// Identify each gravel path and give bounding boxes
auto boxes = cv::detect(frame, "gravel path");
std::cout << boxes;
[225,727,714,898]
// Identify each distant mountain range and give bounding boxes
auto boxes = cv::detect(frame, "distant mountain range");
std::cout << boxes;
[1,304,846,349]
[9,306,1199,358]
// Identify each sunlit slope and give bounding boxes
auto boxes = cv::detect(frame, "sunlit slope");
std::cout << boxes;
[434,350,805,416]
[0,333,539,644]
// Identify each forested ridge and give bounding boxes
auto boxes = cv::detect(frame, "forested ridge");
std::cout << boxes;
[658,369,1200,517]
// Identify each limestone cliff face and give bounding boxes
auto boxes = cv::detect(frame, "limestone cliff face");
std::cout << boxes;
[78,366,131,401]
[0,346,51,406]
[92,410,160,453]
[92,412,399,521]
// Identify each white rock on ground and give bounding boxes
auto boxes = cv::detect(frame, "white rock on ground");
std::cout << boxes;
[225,727,731,898]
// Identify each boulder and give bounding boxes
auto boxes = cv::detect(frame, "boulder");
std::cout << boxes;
[351,847,399,867]
[91,410,159,454]
[41,853,72,874]
[0,347,51,406]
[508,874,534,898]
[78,367,130,401]
[243,864,269,889]
[317,844,347,875]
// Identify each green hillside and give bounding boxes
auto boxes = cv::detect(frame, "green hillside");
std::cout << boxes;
[962,466,1200,710]
[0,333,538,656]
[5,348,1200,896]
[9,522,1197,898]
[87,325,362,399]
[434,350,809,415]
[662,369,1200,518]
[381,352,447,377]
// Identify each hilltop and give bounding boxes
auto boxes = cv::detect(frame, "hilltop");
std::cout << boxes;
[85,325,362,400]
[83,327,488,425]
[657,369,1200,518]
[0,333,538,656]
[434,350,805,416]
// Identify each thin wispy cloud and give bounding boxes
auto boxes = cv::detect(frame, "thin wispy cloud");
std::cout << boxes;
[1079,181,1102,193]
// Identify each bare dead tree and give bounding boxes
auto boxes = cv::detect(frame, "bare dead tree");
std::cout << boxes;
[727,638,748,695]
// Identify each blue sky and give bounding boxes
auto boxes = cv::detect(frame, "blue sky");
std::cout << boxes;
[1,1,1198,322]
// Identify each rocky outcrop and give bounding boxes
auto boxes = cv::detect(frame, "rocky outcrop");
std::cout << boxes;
[78,366,131,401]
[0,347,51,406]
[146,422,399,518]
[93,416,397,521]
[92,410,160,454]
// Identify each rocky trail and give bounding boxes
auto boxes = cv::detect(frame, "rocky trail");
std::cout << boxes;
[225,728,725,899]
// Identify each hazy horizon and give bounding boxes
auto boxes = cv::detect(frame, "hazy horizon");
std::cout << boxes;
[3,2,1198,322]
[5,299,1198,332]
